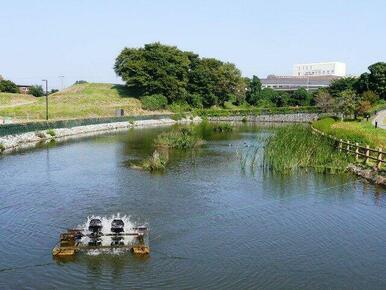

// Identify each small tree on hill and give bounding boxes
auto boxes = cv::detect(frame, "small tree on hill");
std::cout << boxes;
[29,85,45,97]
[335,89,357,119]
[0,80,19,93]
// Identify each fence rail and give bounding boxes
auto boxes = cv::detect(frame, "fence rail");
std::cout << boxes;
[311,126,384,170]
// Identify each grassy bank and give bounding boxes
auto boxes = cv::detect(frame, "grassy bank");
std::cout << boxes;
[0,83,144,120]
[0,93,36,107]
[264,125,349,173]
[313,117,386,148]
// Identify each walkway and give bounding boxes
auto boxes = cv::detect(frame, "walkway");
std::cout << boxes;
[372,109,386,129]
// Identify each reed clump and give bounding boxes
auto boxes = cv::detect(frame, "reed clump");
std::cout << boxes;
[136,150,168,172]
[264,125,349,173]
[154,127,203,149]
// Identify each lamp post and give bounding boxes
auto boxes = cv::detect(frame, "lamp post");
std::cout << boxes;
[42,79,48,120]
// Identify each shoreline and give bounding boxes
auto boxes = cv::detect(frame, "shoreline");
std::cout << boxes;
[0,117,202,154]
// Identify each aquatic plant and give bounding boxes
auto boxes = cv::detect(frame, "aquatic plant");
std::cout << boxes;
[211,123,233,133]
[0,143,4,153]
[263,125,349,174]
[136,150,168,172]
[154,127,203,149]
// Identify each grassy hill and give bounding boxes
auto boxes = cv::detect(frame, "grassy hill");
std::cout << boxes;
[0,83,145,121]
[0,93,37,107]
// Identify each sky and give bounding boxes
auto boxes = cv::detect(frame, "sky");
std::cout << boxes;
[1,0,385,89]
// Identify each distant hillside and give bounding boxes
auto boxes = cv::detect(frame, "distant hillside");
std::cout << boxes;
[0,83,145,121]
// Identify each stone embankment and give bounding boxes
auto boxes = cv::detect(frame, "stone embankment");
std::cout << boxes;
[347,164,386,186]
[208,113,321,123]
[0,117,201,153]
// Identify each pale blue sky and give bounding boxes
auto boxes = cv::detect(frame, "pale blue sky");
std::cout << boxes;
[1,0,385,89]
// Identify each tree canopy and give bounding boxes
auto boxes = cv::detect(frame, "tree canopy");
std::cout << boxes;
[114,43,245,107]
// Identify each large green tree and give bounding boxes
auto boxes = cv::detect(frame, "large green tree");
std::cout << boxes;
[187,58,244,107]
[367,62,386,99]
[114,43,191,102]
[328,77,358,97]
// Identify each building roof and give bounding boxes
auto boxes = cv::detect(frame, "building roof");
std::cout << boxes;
[261,75,340,86]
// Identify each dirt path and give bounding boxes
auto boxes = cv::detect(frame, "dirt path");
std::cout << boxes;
[0,100,37,108]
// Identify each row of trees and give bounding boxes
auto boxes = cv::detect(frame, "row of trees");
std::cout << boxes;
[314,62,386,117]
[114,43,317,109]
[116,43,386,113]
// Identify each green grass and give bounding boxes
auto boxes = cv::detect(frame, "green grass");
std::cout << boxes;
[263,125,349,173]
[313,117,386,148]
[0,93,36,107]
[0,83,143,121]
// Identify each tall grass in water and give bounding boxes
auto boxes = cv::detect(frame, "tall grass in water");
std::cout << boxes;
[264,125,349,174]
[154,127,204,149]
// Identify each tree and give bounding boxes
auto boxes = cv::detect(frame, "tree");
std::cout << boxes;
[245,75,262,105]
[29,85,44,97]
[314,89,334,112]
[49,89,59,94]
[114,43,191,103]
[328,77,358,97]
[188,58,245,107]
[356,100,372,117]
[361,90,379,104]
[335,89,357,118]
[0,80,19,93]
[367,62,386,99]
[289,88,311,106]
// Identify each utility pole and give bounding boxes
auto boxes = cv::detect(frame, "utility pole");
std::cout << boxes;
[58,75,64,90]
[42,79,48,120]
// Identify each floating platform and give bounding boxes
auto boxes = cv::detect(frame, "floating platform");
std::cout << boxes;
[52,222,150,258]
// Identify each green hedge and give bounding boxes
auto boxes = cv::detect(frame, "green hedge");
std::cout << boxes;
[194,106,322,117]
[0,114,173,137]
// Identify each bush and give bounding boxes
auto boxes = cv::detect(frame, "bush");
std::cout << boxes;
[187,94,203,109]
[0,143,5,153]
[168,101,191,113]
[29,85,45,97]
[141,94,168,110]
[0,80,19,93]
[46,129,56,137]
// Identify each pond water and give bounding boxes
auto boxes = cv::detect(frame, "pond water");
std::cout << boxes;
[0,124,385,289]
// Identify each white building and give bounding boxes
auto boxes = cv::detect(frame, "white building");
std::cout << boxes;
[293,62,346,77]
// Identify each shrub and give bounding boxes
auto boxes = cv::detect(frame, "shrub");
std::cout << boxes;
[29,85,45,97]
[141,94,168,110]
[187,94,203,109]
[0,143,5,153]
[168,101,191,113]
[46,129,56,137]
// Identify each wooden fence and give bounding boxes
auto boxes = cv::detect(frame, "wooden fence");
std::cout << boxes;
[311,127,384,170]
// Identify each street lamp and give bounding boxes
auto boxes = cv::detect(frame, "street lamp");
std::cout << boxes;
[42,79,48,120]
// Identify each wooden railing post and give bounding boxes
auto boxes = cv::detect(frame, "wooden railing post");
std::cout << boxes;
[339,139,343,152]
[355,143,359,160]
[365,145,370,164]
[346,140,350,153]
[377,148,383,170]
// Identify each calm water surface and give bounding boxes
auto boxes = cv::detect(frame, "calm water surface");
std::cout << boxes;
[0,124,385,289]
